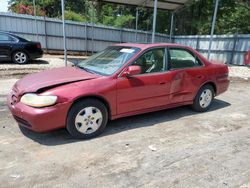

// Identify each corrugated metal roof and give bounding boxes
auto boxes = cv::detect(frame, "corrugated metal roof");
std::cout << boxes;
[101,0,189,10]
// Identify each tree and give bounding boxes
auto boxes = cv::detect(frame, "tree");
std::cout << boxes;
[7,0,250,35]
[174,0,250,35]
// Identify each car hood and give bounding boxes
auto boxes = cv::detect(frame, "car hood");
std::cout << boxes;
[14,67,100,95]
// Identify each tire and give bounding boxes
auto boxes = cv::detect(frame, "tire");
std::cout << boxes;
[192,84,214,112]
[12,51,29,64]
[66,99,108,139]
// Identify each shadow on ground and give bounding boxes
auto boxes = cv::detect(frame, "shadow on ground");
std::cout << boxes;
[19,99,231,146]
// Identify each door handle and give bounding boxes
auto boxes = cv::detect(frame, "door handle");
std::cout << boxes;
[196,75,202,79]
[159,82,166,85]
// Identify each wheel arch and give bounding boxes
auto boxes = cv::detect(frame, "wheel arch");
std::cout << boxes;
[69,95,112,120]
[11,49,30,60]
[202,81,217,95]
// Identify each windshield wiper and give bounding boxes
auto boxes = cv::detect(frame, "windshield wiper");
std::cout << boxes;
[76,65,95,74]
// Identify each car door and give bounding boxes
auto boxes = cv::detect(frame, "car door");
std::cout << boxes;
[0,33,15,61]
[116,48,172,114]
[167,47,206,103]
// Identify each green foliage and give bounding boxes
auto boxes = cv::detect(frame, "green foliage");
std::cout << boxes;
[114,15,134,28]
[103,15,115,26]
[99,3,135,28]
[8,0,250,35]
[84,0,98,23]
[64,11,86,22]
[174,0,250,35]
[101,4,115,25]
[216,0,250,34]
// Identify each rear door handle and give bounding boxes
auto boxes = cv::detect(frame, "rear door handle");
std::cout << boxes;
[159,82,166,85]
[196,75,202,79]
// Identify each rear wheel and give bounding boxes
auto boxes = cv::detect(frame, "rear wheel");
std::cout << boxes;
[66,99,108,139]
[12,51,29,64]
[192,84,214,112]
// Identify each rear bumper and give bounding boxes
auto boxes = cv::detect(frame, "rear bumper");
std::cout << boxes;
[29,49,43,59]
[7,93,71,133]
[216,77,230,95]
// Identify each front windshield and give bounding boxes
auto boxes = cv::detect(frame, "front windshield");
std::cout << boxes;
[77,46,140,76]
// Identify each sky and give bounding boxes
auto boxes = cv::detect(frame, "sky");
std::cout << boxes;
[0,0,9,12]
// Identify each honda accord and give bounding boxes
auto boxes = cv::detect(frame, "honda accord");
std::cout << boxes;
[7,43,229,138]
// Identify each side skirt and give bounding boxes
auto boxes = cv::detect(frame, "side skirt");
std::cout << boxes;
[111,101,193,120]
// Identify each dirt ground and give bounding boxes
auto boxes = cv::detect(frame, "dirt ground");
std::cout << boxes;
[0,57,250,188]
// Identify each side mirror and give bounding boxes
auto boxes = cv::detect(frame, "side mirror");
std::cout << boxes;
[122,65,141,77]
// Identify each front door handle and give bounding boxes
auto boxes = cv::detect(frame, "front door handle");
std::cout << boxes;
[159,82,166,85]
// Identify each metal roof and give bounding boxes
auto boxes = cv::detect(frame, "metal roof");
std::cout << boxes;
[114,42,188,50]
[101,0,189,11]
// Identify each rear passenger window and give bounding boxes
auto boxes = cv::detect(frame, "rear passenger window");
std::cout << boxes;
[0,34,14,42]
[168,48,202,70]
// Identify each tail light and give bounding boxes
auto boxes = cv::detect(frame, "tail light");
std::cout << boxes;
[36,43,41,49]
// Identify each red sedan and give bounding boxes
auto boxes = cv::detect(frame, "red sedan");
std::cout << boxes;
[7,43,229,138]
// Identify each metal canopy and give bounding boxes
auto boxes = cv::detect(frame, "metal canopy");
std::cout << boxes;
[59,0,219,66]
[101,0,188,44]
[101,0,188,11]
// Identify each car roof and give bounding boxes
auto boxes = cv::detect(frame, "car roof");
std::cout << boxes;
[0,31,13,35]
[0,31,28,42]
[114,43,190,50]
[0,31,18,38]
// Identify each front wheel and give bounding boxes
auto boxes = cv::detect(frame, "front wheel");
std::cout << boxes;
[192,85,214,112]
[12,51,29,64]
[66,99,108,139]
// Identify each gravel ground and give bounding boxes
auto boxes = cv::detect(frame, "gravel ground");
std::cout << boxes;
[228,65,250,81]
[0,55,86,78]
[0,80,250,188]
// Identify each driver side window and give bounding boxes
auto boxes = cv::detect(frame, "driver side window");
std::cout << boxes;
[131,48,165,74]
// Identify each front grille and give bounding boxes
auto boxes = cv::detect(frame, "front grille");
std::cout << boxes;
[13,115,32,127]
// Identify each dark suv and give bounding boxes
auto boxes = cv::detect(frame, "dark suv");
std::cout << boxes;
[0,31,43,64]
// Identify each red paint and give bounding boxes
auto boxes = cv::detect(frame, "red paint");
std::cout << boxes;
[244,51,250,65]
[7,43,229,133]
[36,42,41,49]
[122,65,142,77]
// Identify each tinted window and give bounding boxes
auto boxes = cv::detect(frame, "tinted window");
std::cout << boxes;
[169,48,202,69]
[0,34,14,41]
[132,48,165,74]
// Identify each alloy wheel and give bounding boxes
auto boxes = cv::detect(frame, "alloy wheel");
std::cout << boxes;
[75,106,103,134]
[14,52,27,64]
[199,89,213,108]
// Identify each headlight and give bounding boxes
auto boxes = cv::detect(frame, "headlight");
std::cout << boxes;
[20,93,57,107]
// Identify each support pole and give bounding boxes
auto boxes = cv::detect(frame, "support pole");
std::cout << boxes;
[135,8,139,42]
[33,0,38,41]
[42,0,48,52]
[91,2,94,54]
[85,0,88,55]
[151,0,158,43]
[230,33,238,64]
[207,0,219,60]
[61,0,67,66]
[43,16,48,52]
[169,12,174,42]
